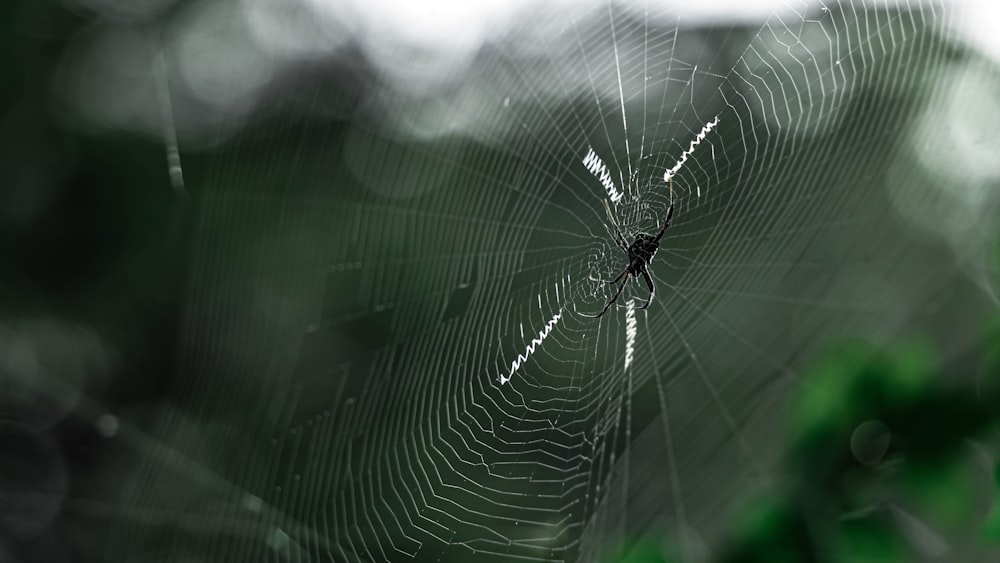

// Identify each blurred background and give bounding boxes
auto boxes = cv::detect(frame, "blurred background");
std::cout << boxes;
[3,0,1000,561]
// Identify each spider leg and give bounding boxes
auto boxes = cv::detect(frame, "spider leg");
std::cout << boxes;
[653,202,674,243]
[581,275,629,318]
[636,268,655,309]
[603,269,627,285]
[654,177,675,243]
[604,199,629,252]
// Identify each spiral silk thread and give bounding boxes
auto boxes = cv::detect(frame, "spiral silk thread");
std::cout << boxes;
[499,310,562,385]
[663,116,720,183]
[583,147,624,203]
[624,300,636,370]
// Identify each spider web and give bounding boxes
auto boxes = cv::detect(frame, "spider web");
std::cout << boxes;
[105,1,990,561]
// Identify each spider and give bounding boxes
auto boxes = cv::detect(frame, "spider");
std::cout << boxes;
[583,181,674,318]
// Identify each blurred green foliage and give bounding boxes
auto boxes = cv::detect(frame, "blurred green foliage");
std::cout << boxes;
[734,334,997,560]
[712,329,999,561]
[608,254,1000,562]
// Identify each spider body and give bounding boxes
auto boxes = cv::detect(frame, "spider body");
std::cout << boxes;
[584,190,674,319]
[626,235,659,273]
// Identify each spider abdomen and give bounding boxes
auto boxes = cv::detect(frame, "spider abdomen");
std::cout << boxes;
[628,235,659,265]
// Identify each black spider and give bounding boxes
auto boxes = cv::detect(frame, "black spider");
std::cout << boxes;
[584,186,674,319]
